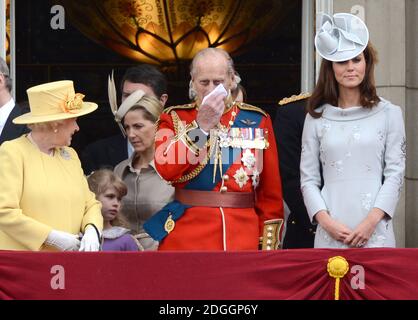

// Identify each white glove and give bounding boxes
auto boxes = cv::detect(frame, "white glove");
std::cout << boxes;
[45,230,81,251]
[79,225,101,252]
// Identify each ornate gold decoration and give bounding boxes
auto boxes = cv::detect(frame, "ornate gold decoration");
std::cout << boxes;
[166,111,213,185]
[261,219,283,250]
[327,256,349,300]
[167,111,199,153]
[168,140,213,184]
[57,0,296,65]
[4,0,10,63]
[164,214,175,233]
[163,103,196,115]
[237,102,267,117]
[278,92,312,106]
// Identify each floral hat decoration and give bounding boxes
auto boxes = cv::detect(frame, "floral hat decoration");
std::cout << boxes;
[315,12,369,62]
[13,80,97,124]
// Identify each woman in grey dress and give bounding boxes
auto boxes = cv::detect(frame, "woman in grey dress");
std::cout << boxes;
[113,91,174,250]
[300,13,406,248]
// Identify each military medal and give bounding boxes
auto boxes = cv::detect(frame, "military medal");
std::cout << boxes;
[218,129,230,148]
[233,167,249,188]
[252,169,260,188]
[164,214,175,233]
[241,149,256,169]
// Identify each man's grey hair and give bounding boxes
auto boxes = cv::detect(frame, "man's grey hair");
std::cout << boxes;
[190,47,235,78]
[189,48,242,100]
[0,57,12,92]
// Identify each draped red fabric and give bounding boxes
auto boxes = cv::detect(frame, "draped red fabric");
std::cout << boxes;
[0,248,417,300]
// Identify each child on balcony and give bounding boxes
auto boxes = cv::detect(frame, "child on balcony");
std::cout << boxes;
[87,169,142,251]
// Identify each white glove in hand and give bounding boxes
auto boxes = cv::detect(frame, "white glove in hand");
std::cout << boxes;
[79,225,101,252]
[45,230,81,251]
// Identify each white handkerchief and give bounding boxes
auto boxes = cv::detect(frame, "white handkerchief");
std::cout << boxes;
[201,84,228,106]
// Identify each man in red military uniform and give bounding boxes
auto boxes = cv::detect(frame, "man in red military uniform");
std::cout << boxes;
[146,48,284,250]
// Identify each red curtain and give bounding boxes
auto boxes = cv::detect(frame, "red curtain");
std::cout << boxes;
[0,248,417,300]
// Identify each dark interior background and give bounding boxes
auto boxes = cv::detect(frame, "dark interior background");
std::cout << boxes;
[15,0,302,154]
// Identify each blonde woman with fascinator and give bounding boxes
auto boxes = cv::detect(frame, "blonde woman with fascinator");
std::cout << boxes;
[0,81,103,251]
[301,13,406,248]
[111,89,174,250]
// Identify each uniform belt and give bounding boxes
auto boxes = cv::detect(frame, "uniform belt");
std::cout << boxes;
[175,189,255,208]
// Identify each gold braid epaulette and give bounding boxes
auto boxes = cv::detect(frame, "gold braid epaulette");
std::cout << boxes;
[163,103,196,114]
[236,102,267,117]
[278,93,311,106]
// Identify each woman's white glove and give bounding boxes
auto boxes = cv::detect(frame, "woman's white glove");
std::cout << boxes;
[79,225,101,252]
[45,230,81,251]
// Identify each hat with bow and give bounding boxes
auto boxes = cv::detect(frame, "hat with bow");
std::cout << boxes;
[315,13,369,62]
[13,80,97,124]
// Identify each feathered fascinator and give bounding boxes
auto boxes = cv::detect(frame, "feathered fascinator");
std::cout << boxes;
[108,70,146,137]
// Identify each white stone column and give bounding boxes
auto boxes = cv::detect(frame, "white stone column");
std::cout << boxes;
[10,0,15,99]
[0,0,6,60]
[315,0,333,81]
[333,0,407,247]
[301,0,315,92]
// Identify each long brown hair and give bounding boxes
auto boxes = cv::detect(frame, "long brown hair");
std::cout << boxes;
[307,43,380,118]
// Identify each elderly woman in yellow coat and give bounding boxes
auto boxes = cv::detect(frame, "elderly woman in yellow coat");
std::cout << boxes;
[0,80,103,251]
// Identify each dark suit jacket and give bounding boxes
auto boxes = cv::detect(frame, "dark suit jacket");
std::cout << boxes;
[0,103,30,145]
[80,133,129,175]
[274,98,316,248]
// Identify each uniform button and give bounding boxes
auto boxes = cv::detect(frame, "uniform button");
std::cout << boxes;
[267,240,272,245]
[266,246,272,250]
[267,232,273,238]
[220,186,228,193]
[291,220,296,225]
[222,174,229,181]
[309,228,313,232]
[267,226,273,231]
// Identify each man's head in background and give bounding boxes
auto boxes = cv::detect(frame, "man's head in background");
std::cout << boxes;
[120,65,168,107]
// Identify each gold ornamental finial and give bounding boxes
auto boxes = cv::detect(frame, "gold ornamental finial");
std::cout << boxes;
[327,256,349,300]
